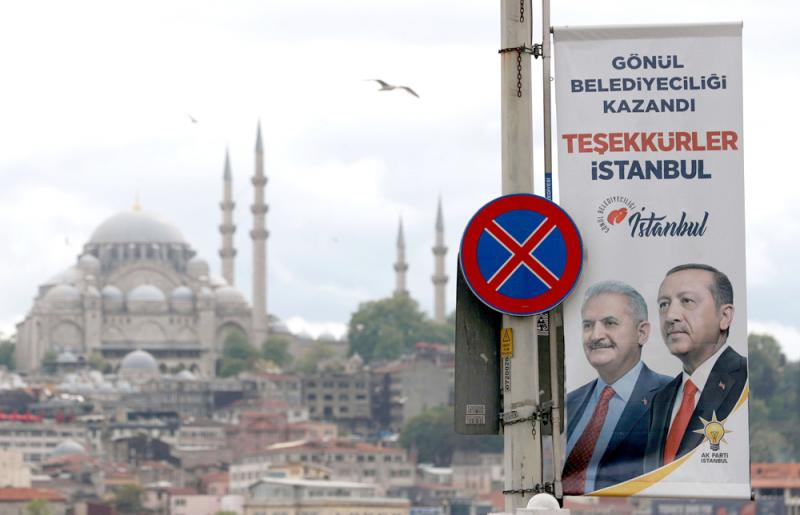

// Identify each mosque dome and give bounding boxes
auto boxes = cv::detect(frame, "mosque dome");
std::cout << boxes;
[88,209,186,245]
[175,369,196,381]
[215,286,247,305]
[102,285,124,311]
[269,319,290,334]
[45,284,81,305]
[209,274,228,289]
[127,284,167,313]
[51,439,86,457]
[78,254,101,274]
[120,349,158,371]
[187,257,210,279]
[56,351,79,364]
[170,286,194,313]
[44,266,83,287]
[318,331,337,342]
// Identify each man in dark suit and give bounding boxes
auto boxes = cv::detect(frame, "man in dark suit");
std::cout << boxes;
[563,281,670,495]
[645,264,748,472]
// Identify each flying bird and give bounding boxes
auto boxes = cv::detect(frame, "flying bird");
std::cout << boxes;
[367,79,419,98]
[186,113,198,124]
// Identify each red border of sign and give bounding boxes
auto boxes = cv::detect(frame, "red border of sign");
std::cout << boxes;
[459,194,583,316]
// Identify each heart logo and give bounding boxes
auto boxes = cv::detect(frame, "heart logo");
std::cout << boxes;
[607,208,628,225]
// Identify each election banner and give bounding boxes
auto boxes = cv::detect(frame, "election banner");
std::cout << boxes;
[554,24,749,498]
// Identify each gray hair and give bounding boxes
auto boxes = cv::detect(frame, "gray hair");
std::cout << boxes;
[583,280,648,325]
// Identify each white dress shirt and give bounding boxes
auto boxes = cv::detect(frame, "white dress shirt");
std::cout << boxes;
[669,343,730,426]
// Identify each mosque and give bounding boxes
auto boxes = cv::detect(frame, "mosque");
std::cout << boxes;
[14,124,451,377]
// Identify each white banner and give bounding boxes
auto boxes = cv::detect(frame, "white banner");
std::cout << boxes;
[554,23,749,498]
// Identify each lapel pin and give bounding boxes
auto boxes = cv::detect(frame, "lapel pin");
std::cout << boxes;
[718,381,726,390]
[642,398,648,406]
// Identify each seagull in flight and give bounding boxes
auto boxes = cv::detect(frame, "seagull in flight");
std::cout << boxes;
[367,79,420,98]
[186,113,198,124]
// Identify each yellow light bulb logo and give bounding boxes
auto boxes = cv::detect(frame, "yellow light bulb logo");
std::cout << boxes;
[693,411,731,451]
[704,421,724,451]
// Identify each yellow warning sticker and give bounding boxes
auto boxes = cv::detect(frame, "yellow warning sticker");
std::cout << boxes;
[501,328,513,357]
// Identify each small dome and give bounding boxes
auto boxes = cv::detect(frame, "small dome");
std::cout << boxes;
[175,370,196,381]
[120,350,158,371]
[78,254,101,274]
[89,209,187,245]
[127,285,167,313]
[170,286,194,300]
[270,319,290,333]
[56,351,79,364]
[215,286,246,305]
[45,284,81,304]
[187,257,210,279]
[170,286,194,313]
[44,266,83,286]
[319,331,337,342]
[209,274,228,288]
[51,439,86,457]
[128,284,166,303]
[102,285,124,312]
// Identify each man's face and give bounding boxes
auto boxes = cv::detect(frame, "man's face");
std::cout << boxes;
[582,293,648,382]
[657,269,733,367]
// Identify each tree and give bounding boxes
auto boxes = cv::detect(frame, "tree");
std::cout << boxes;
[295,341,338,374]
[218,331,260,378]
[749,333,785,398]
[25,499,52,515]
[41,350,58,375]
[262,335,293,367]
[0,341,14,370]
[87,351,108,372]
[114,484,144,514]
[348,295,454,363]
[399,406,502,466]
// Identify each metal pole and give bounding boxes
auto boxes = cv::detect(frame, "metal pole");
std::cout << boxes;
[500,0,542,511]
[540,0,564,500]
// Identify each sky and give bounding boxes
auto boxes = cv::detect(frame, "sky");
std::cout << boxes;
[1,0,799,359]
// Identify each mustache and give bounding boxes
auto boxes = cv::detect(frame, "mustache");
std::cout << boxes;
[587,339,615,350]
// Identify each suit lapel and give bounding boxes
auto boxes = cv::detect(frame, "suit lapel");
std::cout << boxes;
[567,380,597,442]
[649,375,682,465]
[603,365,655,458]
[677,348,742,456]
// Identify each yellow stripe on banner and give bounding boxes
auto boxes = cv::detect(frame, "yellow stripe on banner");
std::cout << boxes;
[590,449,696,496]
[588,382,750,497]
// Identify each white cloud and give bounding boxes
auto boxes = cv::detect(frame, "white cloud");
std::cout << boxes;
[284,316,347,341]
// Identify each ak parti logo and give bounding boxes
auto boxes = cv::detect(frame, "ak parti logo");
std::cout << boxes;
[596,196,637,234]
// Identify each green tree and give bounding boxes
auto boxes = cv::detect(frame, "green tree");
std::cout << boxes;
[399,406,502,466]
[87,351,108,372]
[25,499,52,515]
[114,484,144,514]
[348,295,454,363]
[295,341,338,374]
[0,341,14,370]
[748,333,785,399]
[218,331,260,377]
[262,335,293,367]
[41,350,58,375]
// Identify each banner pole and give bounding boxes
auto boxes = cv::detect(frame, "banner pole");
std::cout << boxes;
[540,0,564,500]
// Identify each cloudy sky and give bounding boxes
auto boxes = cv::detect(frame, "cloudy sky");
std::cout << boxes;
[1,0,799,358]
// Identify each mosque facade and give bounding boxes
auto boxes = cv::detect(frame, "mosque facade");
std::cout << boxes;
[15,125,271,376]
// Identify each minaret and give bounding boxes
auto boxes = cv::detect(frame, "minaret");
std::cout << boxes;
[219,149,237,285]
[393,218,409,296]
[251,122,269,346]
[431,197,448,323]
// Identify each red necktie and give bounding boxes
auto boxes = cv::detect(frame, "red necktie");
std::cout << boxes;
[664,379,698,464]
[563,385,615,495]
